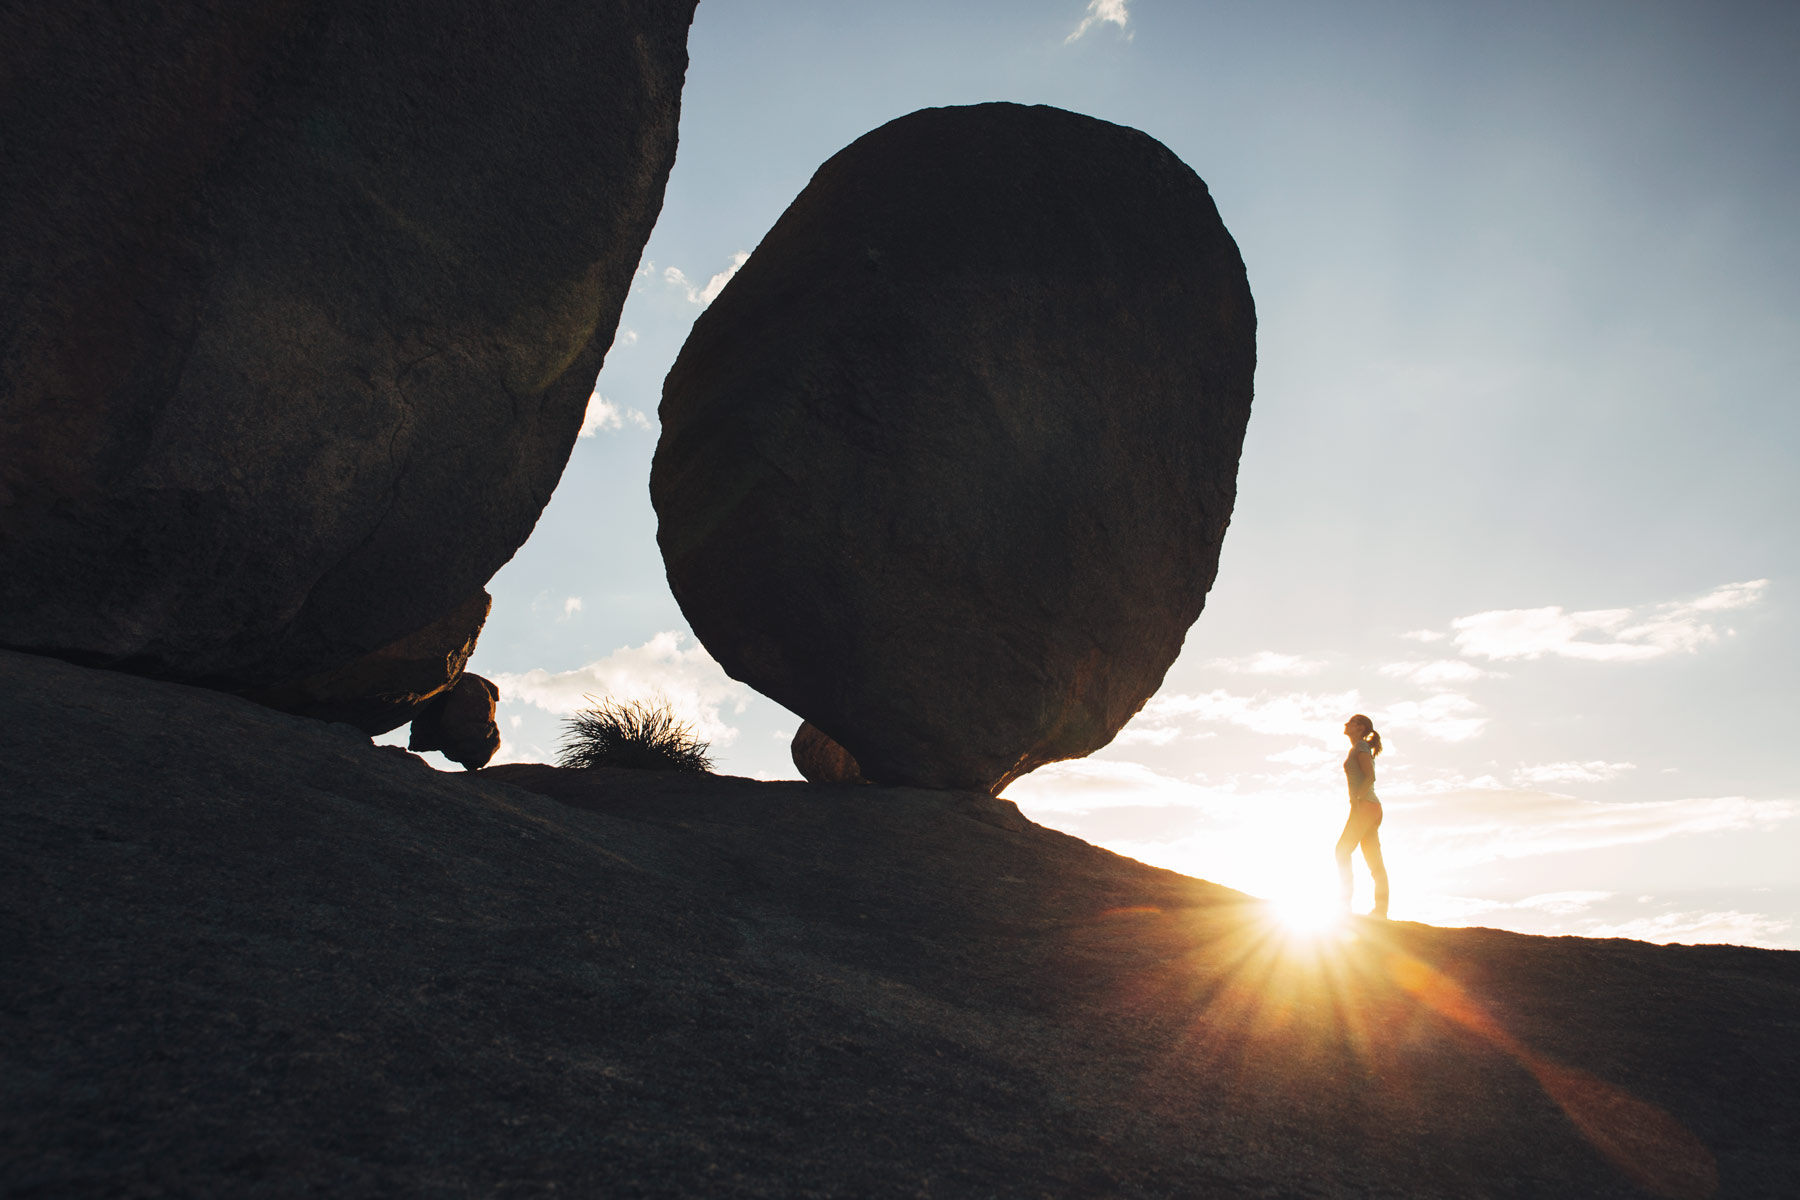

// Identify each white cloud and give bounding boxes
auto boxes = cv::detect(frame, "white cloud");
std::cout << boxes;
[1375,691,1488,742]
[491,631,750,746]
[1684,579,1768,611]
[1383,770,1509,796]
[1113,724,1184,747]
[1395,788,1796,867]
[1066,0,1130,43]
[616,327,638,347]
[1404,891,1616,924]
[1206,651,1326,676]
[1266,743,1338,766]
[1123,686,1490,747]
[579,389,651,436]
[1389,888,1796,948]
[560,596,582,620]
[1005,758,1233,815]
[1512,760,1635,786]
[1401,629,1447,643]
[1513,890,1614,915]
[1451,579,1768,662]
[664,251,750,305]
[1138,688,1363,741]
[1127,687,1483,747]
[1379,658,1495,688]
[1582,909,1794,949]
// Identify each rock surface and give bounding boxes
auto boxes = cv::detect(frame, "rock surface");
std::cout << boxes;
[408,671,501,770]
[0,1,696,712]
[652,103,1256,793]
[791,719,867,784]
[5,646,1797,1198]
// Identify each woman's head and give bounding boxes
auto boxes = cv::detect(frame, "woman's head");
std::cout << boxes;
[1344,714,1382,756]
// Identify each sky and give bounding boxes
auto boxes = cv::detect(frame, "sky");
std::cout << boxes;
[385,0,1800,948]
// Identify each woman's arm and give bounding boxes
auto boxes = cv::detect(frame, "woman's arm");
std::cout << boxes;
[1345,749,1374,802]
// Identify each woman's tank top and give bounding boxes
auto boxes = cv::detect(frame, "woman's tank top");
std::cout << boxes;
[1346,742,1378,804]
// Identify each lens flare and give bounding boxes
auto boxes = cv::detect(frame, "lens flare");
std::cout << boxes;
[1267,884,1346,938]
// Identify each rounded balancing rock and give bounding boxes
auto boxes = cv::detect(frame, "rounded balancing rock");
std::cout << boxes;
[652,103,1256,794]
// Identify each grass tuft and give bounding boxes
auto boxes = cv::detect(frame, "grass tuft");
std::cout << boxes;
[557,694,714,773]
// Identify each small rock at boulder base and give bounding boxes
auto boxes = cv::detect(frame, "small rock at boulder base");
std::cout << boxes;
[791,721,868,785]
[409,673,502,771]
[652,103,1256,793]
[0,0,697,720]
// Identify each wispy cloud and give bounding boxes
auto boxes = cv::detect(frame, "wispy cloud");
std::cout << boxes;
[1066,0,1131,43]
[1006,757,1231,815]
[1451,580,1768,662]
[579,389,651,436]
[1401,629,1447,643]
[1411,890,1615,923]
[1119,685,1485,746]
[560,597,582,620]
[491,631,750,745]
[1513,760,1635,786]
[1113,724,1186,747]
[1137,687,1362,741]
[1266,743,1338,766]
[1512,890,1615,915]
[664,251,750,305]
[1207,651,1327,676]
[1401,890,1797,949]
[1582,909,1794,948]
[1380,658,1496,688]
[1376,691,1488,742]
[1395,788,1796,866]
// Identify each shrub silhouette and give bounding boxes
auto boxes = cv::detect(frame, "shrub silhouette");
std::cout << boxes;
[557,695,714,773]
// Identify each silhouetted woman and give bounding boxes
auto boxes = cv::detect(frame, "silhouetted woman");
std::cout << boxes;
[1336,714,1389,918]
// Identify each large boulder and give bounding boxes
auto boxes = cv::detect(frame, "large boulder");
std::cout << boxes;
[651,103,1256,794]
[0,0,697,720]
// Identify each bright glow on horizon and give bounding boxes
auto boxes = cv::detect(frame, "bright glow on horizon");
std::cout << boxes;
[1269,890,1346,937]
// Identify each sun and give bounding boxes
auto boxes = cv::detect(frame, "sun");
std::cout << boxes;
[1254,867,1348,939]
[1270,889,1346,937]
[1156,815,1356,940]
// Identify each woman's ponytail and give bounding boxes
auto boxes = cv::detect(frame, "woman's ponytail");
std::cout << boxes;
[1350,713,1383,757]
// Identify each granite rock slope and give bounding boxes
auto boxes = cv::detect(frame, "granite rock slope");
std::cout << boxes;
[4,648,1796,1198]
[0,0,696,727]
[652,103,1256,793]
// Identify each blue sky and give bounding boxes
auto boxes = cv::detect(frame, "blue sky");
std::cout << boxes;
[391,1,1800,946]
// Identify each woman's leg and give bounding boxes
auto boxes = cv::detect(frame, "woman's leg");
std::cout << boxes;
[1334,809,1368,911]
[1361,825,1390,918]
